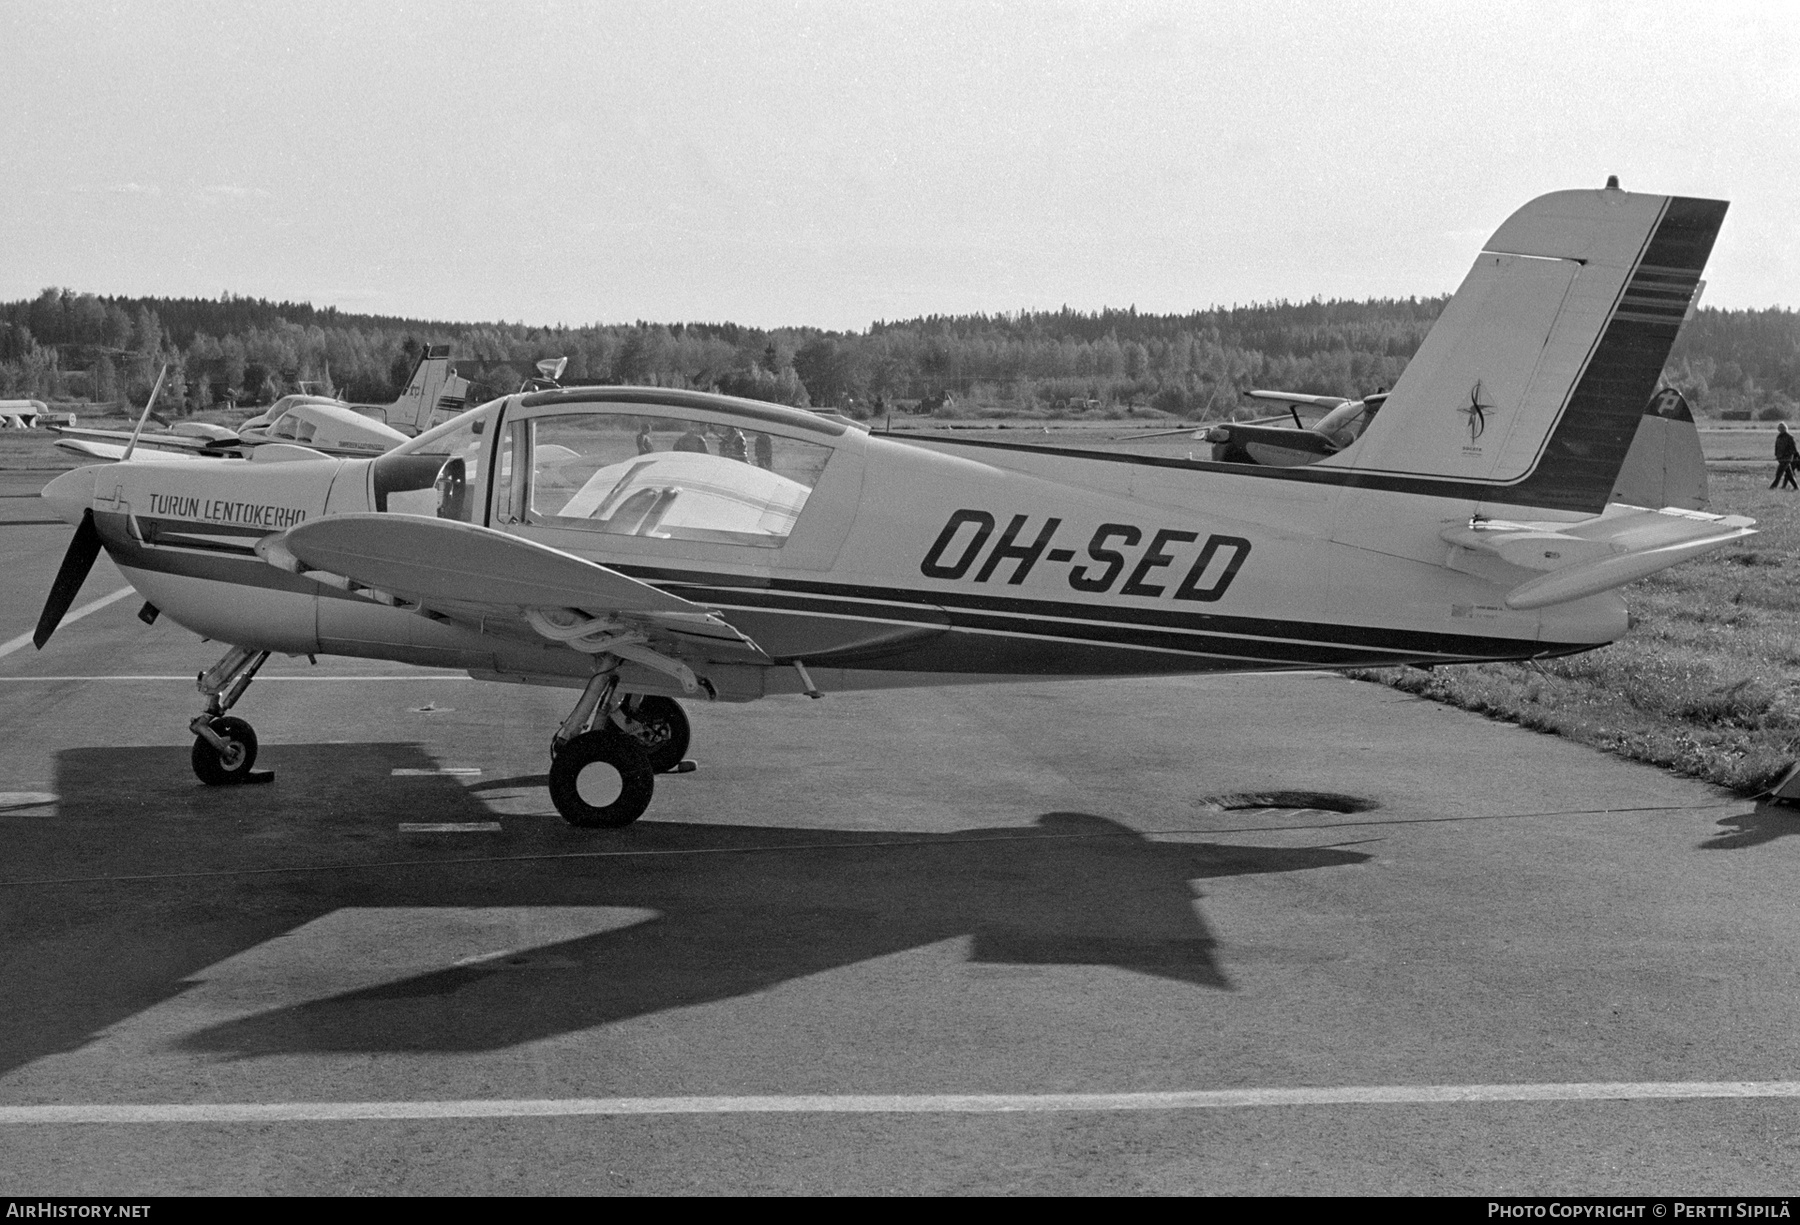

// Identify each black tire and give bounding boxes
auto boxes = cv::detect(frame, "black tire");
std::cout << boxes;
[548,727,654,828]
[192,716,258,785]
[618,695,690,773]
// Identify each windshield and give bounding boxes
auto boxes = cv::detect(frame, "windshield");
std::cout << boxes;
[372,400,501,521]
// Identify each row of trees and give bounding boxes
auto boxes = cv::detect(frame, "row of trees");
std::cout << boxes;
[2,287,1796,421]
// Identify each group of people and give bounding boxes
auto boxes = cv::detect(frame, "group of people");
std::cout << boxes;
[637,420,775,469]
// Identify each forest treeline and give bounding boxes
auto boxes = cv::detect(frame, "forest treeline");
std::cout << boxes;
[1,286,1795,421]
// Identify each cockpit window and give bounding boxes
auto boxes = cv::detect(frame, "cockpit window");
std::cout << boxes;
[523,411,830,547]
[374,402,498,521]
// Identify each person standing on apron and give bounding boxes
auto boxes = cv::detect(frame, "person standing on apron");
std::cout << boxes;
[1773,422,1798,490]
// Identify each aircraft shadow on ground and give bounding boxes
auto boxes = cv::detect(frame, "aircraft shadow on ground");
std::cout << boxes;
[1699,802,1800,850]
[17,745,1369,1064]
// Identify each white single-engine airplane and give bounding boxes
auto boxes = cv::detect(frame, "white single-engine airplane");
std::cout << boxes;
[2,399,53,429]
[31,185,1754,828]
[53,344,469,463]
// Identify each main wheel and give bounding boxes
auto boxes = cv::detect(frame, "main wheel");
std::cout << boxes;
[192,716,258,785]
[548,727,655,828]
[617,695,690,773]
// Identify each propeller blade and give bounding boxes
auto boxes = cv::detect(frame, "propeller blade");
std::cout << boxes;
[33,510,102,649]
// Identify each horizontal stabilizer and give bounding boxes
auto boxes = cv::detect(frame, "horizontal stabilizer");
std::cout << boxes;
[266,513,703,614]
[1441,505,1755,610]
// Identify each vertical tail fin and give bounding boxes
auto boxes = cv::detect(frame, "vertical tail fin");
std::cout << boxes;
[387,344,470,435]
[1333,188,1725,514]
[1610,387,1709,510]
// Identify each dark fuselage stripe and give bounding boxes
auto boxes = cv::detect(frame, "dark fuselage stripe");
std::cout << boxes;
[608,563,1557,657]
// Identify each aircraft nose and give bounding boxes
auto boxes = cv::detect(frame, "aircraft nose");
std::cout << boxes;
[41,466,97,527]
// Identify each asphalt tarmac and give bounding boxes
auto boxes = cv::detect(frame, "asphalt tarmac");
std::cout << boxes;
[3,467,1799,1195]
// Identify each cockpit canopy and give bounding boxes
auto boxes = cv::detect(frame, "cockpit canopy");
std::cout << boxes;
[372,389,844,548]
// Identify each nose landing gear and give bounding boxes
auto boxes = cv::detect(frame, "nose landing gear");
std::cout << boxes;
[189,645,273,786]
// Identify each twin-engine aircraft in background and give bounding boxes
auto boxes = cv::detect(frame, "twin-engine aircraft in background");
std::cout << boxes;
[53,344,469,464]
[30,185,1754,829]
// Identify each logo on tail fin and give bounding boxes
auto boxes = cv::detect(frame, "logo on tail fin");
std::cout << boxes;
[1458,381,1495,443]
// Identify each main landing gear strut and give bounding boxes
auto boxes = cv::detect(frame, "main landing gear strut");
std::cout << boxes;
[189,645,272,786]
[546,672,693,828]
[184,646,692,822]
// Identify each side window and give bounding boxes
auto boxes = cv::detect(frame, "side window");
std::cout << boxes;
[525,411,830,547]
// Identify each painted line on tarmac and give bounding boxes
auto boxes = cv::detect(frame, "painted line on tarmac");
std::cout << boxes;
[0,587,135,660]
[8,1080,1800,1124]
[398,822,502,833]
[393,767,483,776]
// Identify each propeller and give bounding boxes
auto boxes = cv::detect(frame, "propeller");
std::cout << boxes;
[33,509,102,649]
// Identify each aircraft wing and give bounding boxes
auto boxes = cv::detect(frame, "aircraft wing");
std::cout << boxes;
[54,425,220,451]
[1441,505,1756,610]
[53,437,227,464]
[259,514,767,687]
[1244,390,1350,412]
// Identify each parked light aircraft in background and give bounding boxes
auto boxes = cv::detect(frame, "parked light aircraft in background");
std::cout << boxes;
[52,345,468,463]
[30,185,1754,829]
[2,399,52,428]
[1202,390,1390,467]
[1202,382,1709,513]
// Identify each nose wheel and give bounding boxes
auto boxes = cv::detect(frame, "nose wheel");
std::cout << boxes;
[191,716,259,785]
[188,645,274,786]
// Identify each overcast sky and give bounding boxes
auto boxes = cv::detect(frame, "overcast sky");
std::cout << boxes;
[3,1,1793,331]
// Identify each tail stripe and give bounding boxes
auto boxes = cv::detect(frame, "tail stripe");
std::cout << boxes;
[1504,197,1725,512]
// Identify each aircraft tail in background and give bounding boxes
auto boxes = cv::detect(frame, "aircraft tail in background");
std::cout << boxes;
[1329,186,1725,516]
[361,344,469,435]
